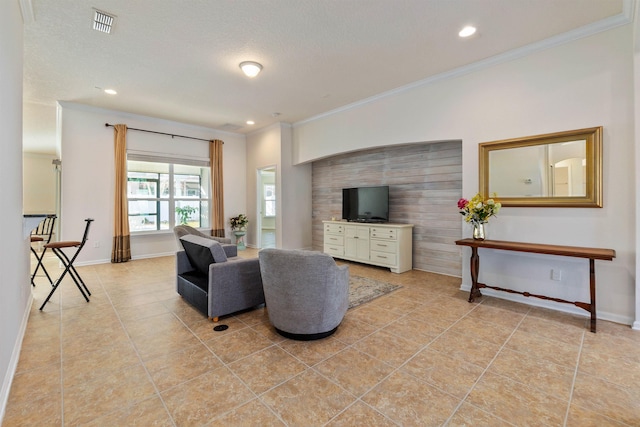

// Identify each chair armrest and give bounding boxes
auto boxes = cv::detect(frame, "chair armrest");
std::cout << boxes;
[212,236,232,244]
[208,257,264,317]
[209,257,261,287]
[222,244,237,258]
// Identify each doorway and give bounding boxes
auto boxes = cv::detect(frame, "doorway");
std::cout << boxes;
[257,167,276,248]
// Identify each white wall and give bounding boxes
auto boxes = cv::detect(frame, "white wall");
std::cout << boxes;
[280,125,312,250]
[23,102,57,154]
[246,124,282,248]
[246,123,312,250]
[58,103,247,263]
[23,153,57,214]
[0,1,31,420]
[293,26,636,325]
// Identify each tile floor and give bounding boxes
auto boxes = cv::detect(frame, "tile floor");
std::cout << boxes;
[4,248,640,426]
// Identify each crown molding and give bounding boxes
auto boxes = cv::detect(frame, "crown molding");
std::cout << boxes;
[57,101,243,138]
[295,1,634,128]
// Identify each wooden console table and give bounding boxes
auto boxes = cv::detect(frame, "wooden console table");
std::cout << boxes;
[455,238,615,333]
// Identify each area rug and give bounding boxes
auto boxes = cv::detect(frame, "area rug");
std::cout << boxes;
[348,275,402,309]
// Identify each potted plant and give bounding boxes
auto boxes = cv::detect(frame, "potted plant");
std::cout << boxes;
[230,214,249,250]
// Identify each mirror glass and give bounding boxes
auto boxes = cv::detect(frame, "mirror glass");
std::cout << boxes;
[479,127,602,207]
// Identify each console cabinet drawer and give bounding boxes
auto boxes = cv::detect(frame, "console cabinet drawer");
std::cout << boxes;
[324,244,344,257]
[370,239,397,254]
[370,250,397,266]
[324,223,344,234]
[324,234,344,246]
[370,228,396,240]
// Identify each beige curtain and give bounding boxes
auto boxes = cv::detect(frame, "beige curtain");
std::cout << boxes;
[210,139,225,237]
[112,124,131,263]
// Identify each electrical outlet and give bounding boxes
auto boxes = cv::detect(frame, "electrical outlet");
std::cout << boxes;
[93,241,100,248]
[551,269,562,281]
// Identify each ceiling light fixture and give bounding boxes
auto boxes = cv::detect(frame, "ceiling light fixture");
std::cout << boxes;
[239,61,263,78]
[459,25,477,38]
[104,89,117,95]
[246,120,255,125]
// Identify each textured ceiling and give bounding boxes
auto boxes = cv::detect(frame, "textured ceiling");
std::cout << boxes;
[22,0,626,153]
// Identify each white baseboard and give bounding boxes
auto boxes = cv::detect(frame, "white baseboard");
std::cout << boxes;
[459,283,634,326]
[72,252,177,267]
[131,251,175,261]
[0,294,33,424]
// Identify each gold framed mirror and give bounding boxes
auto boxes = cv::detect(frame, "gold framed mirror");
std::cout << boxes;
[479,126,602,207]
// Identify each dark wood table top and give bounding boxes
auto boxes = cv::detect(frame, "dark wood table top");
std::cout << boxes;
[455,238,615,261]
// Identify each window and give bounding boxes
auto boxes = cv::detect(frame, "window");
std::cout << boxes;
[264,184,276,217]
[127,156,210,232]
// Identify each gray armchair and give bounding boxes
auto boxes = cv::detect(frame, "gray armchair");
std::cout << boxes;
[258,248,350,340]
[173,225,236,258]
[176,234,264,321]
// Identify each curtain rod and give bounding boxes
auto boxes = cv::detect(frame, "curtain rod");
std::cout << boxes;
[105,123,221,143]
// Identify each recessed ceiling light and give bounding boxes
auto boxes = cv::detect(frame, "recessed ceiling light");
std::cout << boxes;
[459,26,477,38]
[104,89,117,95]
[239,61,263,78]
[246,120,255,125]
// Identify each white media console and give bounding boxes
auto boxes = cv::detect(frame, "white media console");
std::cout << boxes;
[323,220,413,273]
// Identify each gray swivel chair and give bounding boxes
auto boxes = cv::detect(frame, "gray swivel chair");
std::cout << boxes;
[176,234,264,321]
[259,248,350,340]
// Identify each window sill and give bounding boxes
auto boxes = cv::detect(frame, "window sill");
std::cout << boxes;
[130,229,174,237]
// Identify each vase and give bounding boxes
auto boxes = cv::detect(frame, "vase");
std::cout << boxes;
[472,222,485,241]
[233,230,246,250]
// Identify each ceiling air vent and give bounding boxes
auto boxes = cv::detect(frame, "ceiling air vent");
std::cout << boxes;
[92,9,115,34]
[220,123,243,132]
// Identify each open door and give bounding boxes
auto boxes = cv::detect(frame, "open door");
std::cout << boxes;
[257,167,276,248]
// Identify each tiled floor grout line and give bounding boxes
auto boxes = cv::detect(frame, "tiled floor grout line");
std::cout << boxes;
[173,314,291,425]
[441,301,531,427]
[57,284,65,427]
[98,265,180,427]
[322,298,487,427]
[562,330,586,427]
[234,301,409,427]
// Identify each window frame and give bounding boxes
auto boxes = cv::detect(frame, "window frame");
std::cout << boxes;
[263,183,276,218]
[126,153,211,234]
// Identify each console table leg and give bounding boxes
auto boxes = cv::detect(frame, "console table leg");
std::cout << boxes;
[589,258,597,333]
[469,247,482,303]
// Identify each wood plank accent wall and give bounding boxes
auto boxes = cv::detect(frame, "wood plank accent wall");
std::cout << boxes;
[312,141,462,276]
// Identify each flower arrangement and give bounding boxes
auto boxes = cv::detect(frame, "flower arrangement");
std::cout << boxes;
[457,193,501,225]
[230,214,248,231]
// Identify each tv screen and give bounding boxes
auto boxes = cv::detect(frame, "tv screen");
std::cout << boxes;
[342,186,389,223]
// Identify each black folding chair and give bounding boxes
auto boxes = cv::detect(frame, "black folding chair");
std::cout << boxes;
[40,218,94,310]
[30,214,57,287]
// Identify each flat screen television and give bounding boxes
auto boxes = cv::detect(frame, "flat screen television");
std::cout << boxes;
[342,186,389,223]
